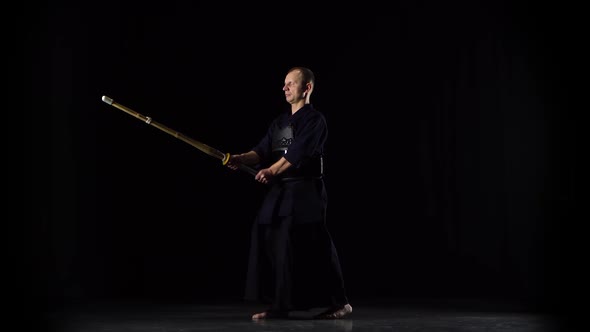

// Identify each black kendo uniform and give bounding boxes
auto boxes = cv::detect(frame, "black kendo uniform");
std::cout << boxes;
[244,104,349,313]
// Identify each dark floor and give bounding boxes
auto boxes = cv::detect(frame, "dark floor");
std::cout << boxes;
[38,298,563,332]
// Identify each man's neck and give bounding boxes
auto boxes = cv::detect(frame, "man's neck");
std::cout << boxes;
[291,100,307,114]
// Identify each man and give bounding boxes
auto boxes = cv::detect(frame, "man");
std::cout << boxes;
[226,67,352,320]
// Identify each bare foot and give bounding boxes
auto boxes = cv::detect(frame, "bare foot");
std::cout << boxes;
[252,311,268,320]
[251,310,289,320]
[313,304,353,319]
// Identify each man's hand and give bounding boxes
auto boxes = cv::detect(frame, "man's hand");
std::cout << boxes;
[225,154,243,171]
[255,168,275,184]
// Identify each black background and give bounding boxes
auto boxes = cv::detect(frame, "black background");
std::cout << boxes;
[24,0,574,318]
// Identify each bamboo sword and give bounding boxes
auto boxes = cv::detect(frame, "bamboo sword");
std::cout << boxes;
[101,95,258,176]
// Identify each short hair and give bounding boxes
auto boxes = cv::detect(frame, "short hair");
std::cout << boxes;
[288,67,315,86]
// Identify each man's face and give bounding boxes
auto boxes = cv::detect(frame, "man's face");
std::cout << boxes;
[283,70,305,104]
